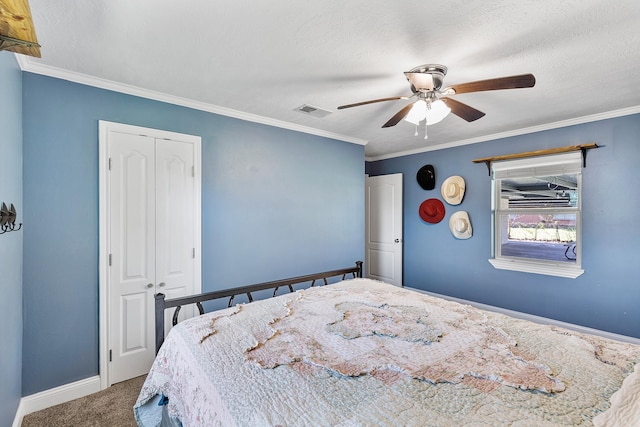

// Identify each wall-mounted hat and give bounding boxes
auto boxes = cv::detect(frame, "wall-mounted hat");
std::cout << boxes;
[419,198,445,224]
[441,175,465,205]
[449,211,472,239]
[416,164,435,190]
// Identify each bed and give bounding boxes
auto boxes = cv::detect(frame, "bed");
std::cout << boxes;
[135,262,640,426]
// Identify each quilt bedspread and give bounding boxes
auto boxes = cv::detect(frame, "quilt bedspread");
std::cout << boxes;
[135,279,640,426]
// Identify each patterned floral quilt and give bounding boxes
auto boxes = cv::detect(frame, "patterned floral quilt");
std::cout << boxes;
[134,279,640,426]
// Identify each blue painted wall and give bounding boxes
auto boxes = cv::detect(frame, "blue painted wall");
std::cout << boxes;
[17,68,638,403]
[0,53,23,426]
[22,73,364,395]
[367,114,640,339]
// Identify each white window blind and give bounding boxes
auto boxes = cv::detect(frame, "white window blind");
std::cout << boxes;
[492,152,582,179]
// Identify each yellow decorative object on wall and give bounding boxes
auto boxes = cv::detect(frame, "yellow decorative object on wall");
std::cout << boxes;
[0,0,41,57]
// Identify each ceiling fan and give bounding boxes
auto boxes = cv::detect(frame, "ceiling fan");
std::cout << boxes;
[337,64,535,130]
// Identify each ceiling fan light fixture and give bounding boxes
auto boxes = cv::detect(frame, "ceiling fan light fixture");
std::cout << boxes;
[339,63,533,131]
[404,99,451,126]
[404,100,427,125]
[425,99,451,125]
[404,64,447,92]
[405,73,435,92]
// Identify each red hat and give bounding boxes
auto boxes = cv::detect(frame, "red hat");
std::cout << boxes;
[419,198,445,224]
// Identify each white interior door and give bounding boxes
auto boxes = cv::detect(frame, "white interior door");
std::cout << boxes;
[365,174,403,286]
[155,140,196,330]
[108,132,157,385]
[101,122,201,387]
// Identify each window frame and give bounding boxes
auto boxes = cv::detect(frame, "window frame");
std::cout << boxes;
[488,152,584,278]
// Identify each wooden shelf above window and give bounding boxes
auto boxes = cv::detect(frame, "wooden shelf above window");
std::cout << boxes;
[472,143,599,175]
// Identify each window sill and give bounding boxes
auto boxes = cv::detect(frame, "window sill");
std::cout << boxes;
[488,258,584,279]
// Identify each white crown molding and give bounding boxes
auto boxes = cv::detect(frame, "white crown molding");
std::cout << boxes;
[16,56,368,147]
[365,105,640,162]
[16,55,639,160]
[13,52,29,69]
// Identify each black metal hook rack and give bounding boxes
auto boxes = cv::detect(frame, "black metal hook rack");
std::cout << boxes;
[0,202,22,234]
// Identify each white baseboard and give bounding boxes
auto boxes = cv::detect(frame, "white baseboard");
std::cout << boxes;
[13,375,101,426]
[11,401,24,427]
[410,287,640,345]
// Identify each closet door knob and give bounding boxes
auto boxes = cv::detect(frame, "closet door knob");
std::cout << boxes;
[158,282,166,288]
[146,283,153,289]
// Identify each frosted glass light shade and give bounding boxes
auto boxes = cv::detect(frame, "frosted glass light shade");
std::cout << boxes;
[404,100,427,125]
[425,100,451,124]
[404,99,451,125]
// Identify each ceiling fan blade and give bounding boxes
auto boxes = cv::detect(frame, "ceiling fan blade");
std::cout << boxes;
[441,97,486,122]
[337,96,408,109]
[382,103,416,128]
[445,74,535,95]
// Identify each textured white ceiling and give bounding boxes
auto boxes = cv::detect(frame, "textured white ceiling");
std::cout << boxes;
[21,0,640,159]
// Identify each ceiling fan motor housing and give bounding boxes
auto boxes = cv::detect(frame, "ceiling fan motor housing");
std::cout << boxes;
[405,64,448,93]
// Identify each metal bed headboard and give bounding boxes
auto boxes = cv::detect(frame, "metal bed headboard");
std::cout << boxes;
[154,261,363,354]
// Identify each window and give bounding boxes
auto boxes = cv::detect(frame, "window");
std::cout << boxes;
[489,152,584,278]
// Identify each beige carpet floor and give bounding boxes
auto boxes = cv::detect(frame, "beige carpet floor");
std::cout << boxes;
[21,375,146,427]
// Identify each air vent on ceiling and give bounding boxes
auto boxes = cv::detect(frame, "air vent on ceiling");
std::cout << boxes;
[294,104,332,118]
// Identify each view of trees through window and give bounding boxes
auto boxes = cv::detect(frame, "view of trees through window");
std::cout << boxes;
[507,213,576,243]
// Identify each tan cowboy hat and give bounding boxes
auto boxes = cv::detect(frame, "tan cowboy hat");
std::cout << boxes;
[441,175,465,205]
[449,211,472,239]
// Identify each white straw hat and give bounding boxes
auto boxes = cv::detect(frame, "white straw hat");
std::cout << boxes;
[449,211,472,239]
[441,176,465,205]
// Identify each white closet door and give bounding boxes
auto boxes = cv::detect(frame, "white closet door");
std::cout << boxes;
[155,139,196,330]
[108,132,157,384]
[107,133,197,385]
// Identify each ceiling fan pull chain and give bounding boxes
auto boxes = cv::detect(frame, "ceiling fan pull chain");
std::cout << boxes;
[424,121,428,139]
[414,124,419,137]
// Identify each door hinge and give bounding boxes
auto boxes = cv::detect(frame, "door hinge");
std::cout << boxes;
[192,248,196,258]
[192,166,195,177]
[108,254,112,266]
[108,158,112,171]
[109,349,112,362]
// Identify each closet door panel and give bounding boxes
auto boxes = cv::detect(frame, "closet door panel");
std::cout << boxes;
[155,139,196,329]
[108,132,157,384]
